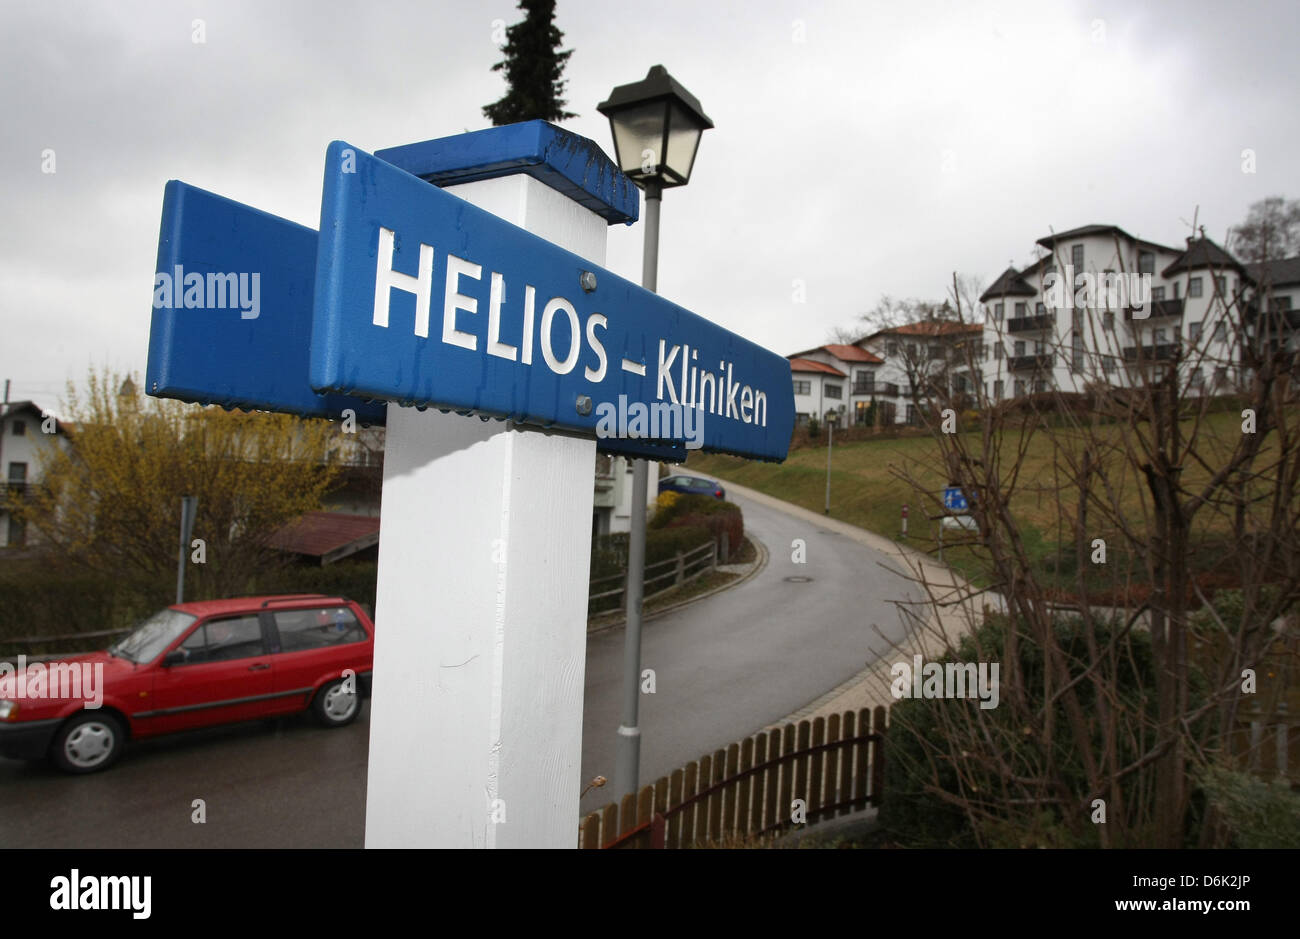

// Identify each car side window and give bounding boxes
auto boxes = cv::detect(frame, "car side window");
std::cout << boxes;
[272,606,366,653]
[179,625,210,665]
[177,616,265,665]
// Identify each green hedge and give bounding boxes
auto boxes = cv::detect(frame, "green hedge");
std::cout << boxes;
[0,559,379,655]
[650,493,744,559]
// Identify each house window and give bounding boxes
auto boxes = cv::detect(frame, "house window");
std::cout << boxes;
[1072,332,1084,373]
[1103,310,1115,330]
[994,343,1004,360]
[886,340,899,356]
[1189,277,1203,298]
[993,302,1004,321]
[854,371,874,394]
[1173,325,1181,342]
[854,401,871,425]
[1015,302,1027,317]
[993,379,1004,399]
[905,404,917,425]
[1138,251,1154,275]
[906,343,917,359]
[1014,379,1027,396]
[1191,367,1204,387]
[1014,340,1026,357]
[7,516,25,547]
[1214,275,1226,296]
[792,379,811,395]
[1036,302,1046,315]
[1151,286,1165,302]
[1277,296,1294,310]
[1174,281,1181,298]
[1034,380,1048,393]
[1213,321,1226,342]
[1154,328,1167,344]
[928,345,942,361]
[11,420,25,436]
[1189,321,1202,342]
[7,462,26,485]
[1214,366,1228,386]
[1034,339,1045,354]
[1071,244,1084,270]
[1103,356,1117,374]
[824,383,842,400]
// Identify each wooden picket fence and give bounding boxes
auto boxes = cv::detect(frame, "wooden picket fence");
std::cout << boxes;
[579,705,888,849]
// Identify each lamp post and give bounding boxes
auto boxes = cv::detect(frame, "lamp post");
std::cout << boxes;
[598,65,713,801]
[825,410,839,514]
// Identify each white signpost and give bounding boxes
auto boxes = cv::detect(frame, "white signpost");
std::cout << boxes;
[363,172,608,848]
[145,121,795,848]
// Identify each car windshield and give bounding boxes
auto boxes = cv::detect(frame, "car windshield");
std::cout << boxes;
[108,608,198,664]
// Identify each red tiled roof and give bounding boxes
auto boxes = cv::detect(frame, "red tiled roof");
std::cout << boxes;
[868,321,983,338]
[270,511,380,560]
[822,343,883,363]
[788,358,846,376]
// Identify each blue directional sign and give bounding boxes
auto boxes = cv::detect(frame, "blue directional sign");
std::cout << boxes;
[943,487,970,513]
[147,180,386,424]
[309,141,795,461]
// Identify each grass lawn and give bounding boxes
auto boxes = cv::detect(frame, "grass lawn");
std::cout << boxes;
[687,406,1293,597]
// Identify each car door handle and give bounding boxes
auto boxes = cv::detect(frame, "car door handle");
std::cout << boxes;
[247,663,271,671]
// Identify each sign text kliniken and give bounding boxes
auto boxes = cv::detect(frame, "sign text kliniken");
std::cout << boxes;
[309,142,794,461]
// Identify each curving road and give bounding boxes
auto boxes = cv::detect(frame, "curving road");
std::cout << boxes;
[0,485,919,846]
[578,483,919,815]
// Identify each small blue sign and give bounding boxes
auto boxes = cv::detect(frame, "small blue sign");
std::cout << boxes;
[943,487,970,513]
[146,181,386,424]
[310,142,795,461]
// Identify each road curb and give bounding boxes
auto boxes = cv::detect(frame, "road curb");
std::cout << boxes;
[587,533,769,636]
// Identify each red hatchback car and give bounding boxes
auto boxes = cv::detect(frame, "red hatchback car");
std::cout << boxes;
[0,594,374,774]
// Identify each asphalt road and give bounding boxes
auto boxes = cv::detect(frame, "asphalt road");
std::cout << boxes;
[0,487,918,847]
[578,487,917,815]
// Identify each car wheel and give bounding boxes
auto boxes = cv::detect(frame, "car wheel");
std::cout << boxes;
[312,677,361,728]
[50,712,125,774]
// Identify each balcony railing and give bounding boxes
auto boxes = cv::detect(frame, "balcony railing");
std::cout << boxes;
[1006,313,1055,333]
[1126,298,1185,321]
[1007,353,1054,371]
[0,482,30,507]
[1122,342,1180,362]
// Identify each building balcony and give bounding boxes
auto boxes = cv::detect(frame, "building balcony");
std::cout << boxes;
[0,483,30,508]
[1006,313,1055,333]
[1122,343,1180,363]
[1126,298,1185,321]
[1007,353,1054,372]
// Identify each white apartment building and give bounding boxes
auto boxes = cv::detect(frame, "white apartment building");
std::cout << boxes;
[979,224,1260,400]
[0,401,71,548]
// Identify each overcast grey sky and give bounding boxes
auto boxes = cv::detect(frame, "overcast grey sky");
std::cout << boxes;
[2,0,1296,409]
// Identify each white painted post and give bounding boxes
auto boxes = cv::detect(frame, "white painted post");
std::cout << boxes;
[363,172,608,848]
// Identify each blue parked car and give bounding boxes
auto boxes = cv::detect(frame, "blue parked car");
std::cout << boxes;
[658,474,725,500]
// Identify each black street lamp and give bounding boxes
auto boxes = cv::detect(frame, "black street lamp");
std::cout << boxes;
[597,65,714,193]
[598,66,711,802]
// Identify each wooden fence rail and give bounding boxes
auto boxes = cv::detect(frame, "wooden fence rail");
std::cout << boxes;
[579,705,888,849]
[588,539,717,609]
